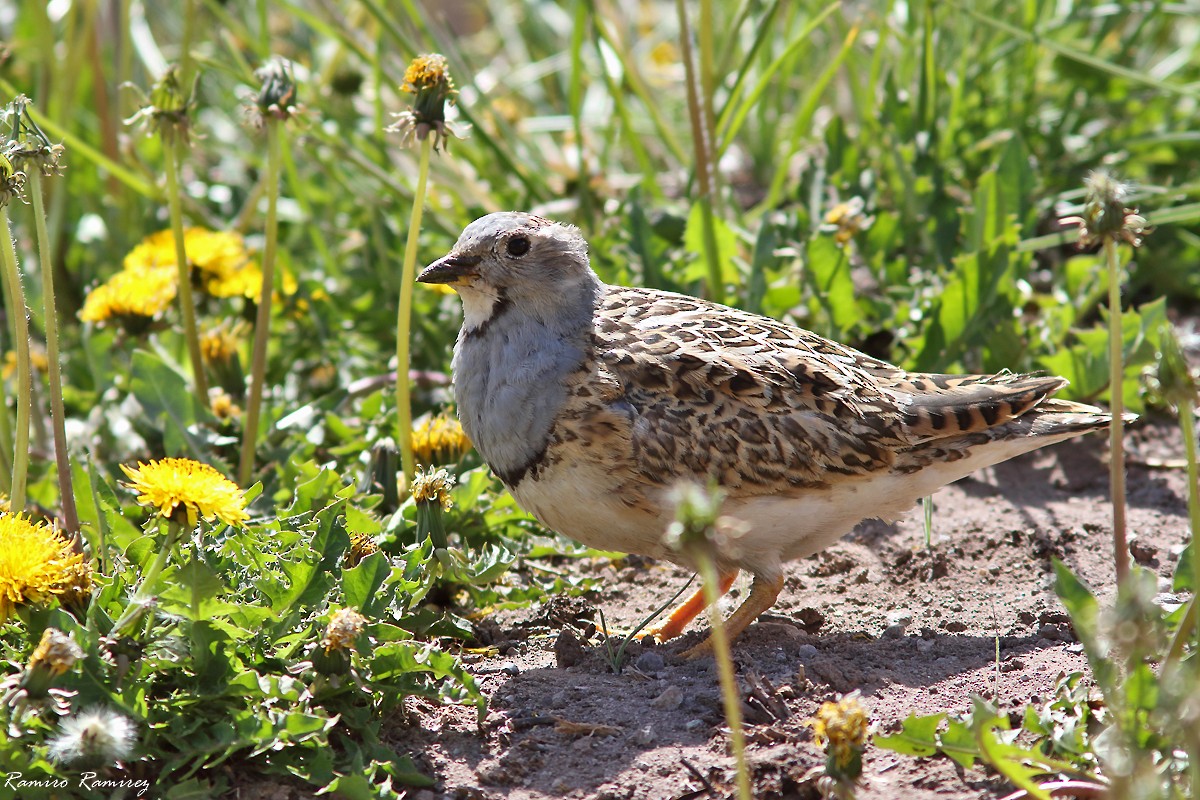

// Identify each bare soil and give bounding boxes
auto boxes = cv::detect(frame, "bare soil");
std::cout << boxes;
[380,418,1193,800]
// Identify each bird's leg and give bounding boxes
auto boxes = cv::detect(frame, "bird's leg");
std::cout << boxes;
[681,572,785,660]
[642,569,739,643]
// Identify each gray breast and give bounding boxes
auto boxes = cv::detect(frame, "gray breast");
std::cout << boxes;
[452,311,593,487]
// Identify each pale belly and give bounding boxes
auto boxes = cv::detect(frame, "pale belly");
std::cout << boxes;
[510,460,675,559]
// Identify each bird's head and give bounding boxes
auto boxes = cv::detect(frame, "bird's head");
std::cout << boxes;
[418,212,598,334]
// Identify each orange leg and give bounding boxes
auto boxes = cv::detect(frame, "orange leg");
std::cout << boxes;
[642,569,739,643]
[681,572,785,660]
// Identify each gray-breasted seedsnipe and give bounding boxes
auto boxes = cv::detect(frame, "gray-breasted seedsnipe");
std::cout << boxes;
[418,212,1117,657]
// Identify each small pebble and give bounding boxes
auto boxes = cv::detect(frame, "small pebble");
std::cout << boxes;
[797,644,818,660]
[634,724,655,746]
[554,629,585,668]
[1129,537,1158,564]
[499,661,520,676]
[882,623,907,639]
[635,650,665,673]
[685,718,705,731]
[1037,623,1059,641]
[651,685,684,710]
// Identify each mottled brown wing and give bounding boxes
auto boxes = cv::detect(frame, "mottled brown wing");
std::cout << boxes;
[591,287,913,495]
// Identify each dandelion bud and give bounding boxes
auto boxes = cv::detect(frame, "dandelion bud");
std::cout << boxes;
[0,150,25,208]
[124,64,196,145]
[360,437,401,514]
[254,58,299,122]
[1143,323,1199,413]
[3,96,65,177]
[411,466,455,550]
[663,481,745,561]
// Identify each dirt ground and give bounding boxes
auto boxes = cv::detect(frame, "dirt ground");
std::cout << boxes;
[381,417,1194,800]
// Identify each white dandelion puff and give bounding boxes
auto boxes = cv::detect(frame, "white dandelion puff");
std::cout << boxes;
[47,707,137,765]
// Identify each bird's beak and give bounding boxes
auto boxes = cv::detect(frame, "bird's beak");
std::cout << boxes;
[417,253,482,285]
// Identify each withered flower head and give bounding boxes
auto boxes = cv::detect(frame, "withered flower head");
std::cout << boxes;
[125,64,196,144]
[0,150,25,207]
[321,607,368,653]
[1060,171,1150,249]
[808,690,870,783]
[253,58,299,124]
[410,466,455,511]
[2,95,65,179]
[387,54,466,150]
[344,531,380,568]
[1143,324,1199,413]
[20,627,84,697]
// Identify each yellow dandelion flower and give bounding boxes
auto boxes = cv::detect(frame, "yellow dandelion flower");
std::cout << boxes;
[205,261,261,299]
[28,628,84,677]
[809,691,870,775]
[209,389,242,421]
[322,607,367,653]
[125,228,249,281]
[820,197,874,247]
[78,266,177,324]
[119,457,248,529]
[200,323,245,366]
[0,512,84,621]
[344,531,380,569]
[410,466,455,511]
[411,411,472,465]
[3,345,49,380]
[401,54,453,94]
[389,53,463,150]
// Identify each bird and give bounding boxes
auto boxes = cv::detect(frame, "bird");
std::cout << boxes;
[418,211,1120,657]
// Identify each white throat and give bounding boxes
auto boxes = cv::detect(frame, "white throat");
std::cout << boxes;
[456,283,506,334]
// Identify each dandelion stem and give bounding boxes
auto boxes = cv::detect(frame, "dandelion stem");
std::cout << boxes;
[1104,237,1129,582]
[239,119,283,487]
[675,0,724,305]
[111,521,178,635]
[0,368,12,491]
[29,171,79,538]
[395,136,433,482]
[162,132,210,406]
[0,210,31,512]
[697,551,752,800]
[1178,399,1200,649]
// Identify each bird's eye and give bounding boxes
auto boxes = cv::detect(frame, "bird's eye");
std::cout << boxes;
[506,235,531,257]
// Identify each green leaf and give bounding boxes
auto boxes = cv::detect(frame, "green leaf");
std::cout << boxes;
[343,551,392,613]
[806,235,860,335]
[874,712,945,756]
[968,698,1054,800]
[129,349,211,460]
[1173,542,1195,593]
[682,202,739,286]
[159,559,227,619]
